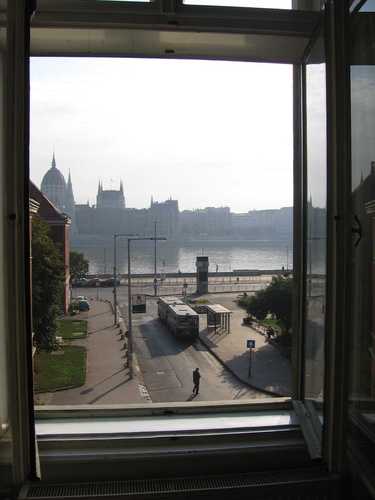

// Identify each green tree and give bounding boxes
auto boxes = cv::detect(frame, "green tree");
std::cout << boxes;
[245,275,293,332]
[32,218,64,350]
[245,290,269,321]
[70,251,89,280]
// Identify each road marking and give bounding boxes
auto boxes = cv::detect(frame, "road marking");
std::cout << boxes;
[156,371,165,375]
[138,384,152,402]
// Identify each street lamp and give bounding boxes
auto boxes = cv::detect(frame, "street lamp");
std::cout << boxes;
[153,220,158,297]
[113,233,136,325]
[127,236,167,377]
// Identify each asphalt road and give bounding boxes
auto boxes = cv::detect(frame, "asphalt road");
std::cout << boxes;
[73,280,266,299]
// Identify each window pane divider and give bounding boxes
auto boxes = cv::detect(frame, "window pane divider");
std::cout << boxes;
[292,400,322,460]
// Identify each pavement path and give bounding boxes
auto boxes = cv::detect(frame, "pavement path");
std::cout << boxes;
[39,300,149,405]
[198,293,292,396]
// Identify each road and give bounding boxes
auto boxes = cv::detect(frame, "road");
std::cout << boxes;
[74,274,274,298]
[74,287,267,402]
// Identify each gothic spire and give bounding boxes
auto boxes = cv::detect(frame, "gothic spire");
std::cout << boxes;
[66,170,74,199]
[52,151,56,168]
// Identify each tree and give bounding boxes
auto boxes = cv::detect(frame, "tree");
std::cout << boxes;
[70,251,89,280]
[32,218,64,350]
[245,290,269,321]
[245,275,293,333]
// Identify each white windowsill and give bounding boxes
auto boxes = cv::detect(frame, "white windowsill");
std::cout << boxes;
[36,410,298,438]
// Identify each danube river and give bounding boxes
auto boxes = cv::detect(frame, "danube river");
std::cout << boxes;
[72,240,296,275]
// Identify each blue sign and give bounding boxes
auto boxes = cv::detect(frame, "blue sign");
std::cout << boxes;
[247,339,255,349]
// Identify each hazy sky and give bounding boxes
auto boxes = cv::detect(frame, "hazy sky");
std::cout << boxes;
[30,58,293,212]
[29,2,294,213]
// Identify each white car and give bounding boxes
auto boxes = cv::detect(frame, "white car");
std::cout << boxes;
[75,295,88,301]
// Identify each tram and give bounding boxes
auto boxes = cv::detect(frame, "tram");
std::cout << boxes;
[157,297,199,340]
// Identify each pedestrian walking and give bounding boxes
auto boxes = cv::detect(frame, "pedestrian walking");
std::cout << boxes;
[192,368,201,395]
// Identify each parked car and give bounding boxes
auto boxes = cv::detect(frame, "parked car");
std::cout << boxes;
[84,278,101,287]
[101,278,121,287]
[78,300,90,311]
[71,277,88,287]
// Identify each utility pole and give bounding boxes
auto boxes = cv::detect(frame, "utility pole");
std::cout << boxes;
[113,235,117,324]
[127,238,132,375]
[154,220,157,297]
[113,233,135,325]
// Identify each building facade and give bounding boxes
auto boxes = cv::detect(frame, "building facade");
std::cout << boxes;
[29,181,71,314]
[41,157,293,241]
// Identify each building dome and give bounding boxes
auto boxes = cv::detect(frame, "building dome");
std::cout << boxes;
[41,153,66,212]
[41,165,66,188]
[41,153,66,188]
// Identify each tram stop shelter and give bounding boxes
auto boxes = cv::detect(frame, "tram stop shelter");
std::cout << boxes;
[206,304,232,334]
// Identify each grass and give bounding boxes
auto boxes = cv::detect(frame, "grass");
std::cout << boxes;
[34,345,87,393]
[259,318,283,335]
[57,318,88,339]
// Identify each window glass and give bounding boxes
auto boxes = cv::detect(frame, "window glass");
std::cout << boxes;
[30,58,294,407]
[360,0,375,11]
[349,1,375,445]
[304,34,326,406]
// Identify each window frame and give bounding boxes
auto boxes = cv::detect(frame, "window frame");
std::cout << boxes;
[0,0,353,488]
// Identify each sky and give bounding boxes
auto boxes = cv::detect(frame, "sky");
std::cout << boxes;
[29,1,294,214]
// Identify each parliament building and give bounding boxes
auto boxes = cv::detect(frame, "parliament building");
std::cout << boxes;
[40,154,180,241]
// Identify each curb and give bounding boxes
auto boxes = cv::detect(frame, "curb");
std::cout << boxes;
[132,352,152,402]
[34,381,85,394]
[197,334,288,398]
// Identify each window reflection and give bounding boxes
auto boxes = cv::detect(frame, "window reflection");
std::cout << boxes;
[360,0,375,12]
[304,35,326,404]
[350,14,375,434]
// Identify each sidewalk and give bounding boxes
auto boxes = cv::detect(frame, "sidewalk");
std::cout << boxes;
[42,300,149,405]
[198,297,292,397]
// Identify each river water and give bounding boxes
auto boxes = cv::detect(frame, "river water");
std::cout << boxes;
[73,240,295,275]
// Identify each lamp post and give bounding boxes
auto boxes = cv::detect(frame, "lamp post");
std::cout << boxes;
[153,220,157,297]
[113,233,136,325]
[127,236,167,377]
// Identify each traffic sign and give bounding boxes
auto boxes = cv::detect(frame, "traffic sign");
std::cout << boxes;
[247,339,255,377]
